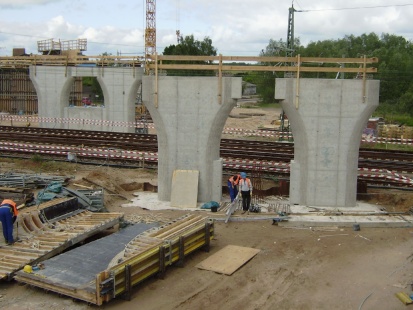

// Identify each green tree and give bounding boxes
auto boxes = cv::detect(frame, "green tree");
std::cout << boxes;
[252,38,301,103]
[163,35,217,76]
[260,33,413,116]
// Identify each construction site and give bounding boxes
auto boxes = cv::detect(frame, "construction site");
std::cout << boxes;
[0,1,413,310]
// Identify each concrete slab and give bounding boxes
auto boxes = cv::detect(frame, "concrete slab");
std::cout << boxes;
[277,215,413,228]
[215,201,413,228]
[122,192,413,228]
[171,170,199,208]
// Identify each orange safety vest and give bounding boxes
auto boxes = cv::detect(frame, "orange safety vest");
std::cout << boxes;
[229,175,241,186]
[1,199,18,216]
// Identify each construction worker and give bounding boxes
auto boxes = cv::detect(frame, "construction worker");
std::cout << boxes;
[227,174,241,202]
[239,172,252,213]
[0,199,18,245]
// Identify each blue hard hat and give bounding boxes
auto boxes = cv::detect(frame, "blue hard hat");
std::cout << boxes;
[240,172,247,178]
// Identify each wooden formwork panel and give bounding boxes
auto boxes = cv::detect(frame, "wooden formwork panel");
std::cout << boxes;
[0,208,123,280]
[0,69,83,113]
[14,214,214,306]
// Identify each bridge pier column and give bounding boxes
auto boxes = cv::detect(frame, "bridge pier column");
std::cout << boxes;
[275,78,380,207]
[29,66,143,132]
[30,66,73,128]
[143,76,242,203]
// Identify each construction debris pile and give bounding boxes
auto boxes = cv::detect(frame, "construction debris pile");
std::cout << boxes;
[0,172,103,212]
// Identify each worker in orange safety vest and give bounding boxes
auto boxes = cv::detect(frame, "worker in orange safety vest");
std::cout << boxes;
[0,199,18,245]
[227,174,241,202]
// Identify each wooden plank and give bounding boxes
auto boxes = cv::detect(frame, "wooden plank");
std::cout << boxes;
[14,273,98,304]
[196,245,260,275]
[170,170,199,208]
[150,215,203,238]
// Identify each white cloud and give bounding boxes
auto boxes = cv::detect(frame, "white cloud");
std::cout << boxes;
[0,0,60,8]
[0,0,412,57]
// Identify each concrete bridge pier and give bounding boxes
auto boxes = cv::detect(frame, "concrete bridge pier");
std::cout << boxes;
[275,78,380,207]
[29,66,143,132]
[143,76,242,203]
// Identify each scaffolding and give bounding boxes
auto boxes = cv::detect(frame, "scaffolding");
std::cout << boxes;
[0,68,83,114]
[37,38,87,55]
[0,69,37,114]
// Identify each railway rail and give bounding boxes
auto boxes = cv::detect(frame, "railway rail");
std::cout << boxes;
[0,126,412,187]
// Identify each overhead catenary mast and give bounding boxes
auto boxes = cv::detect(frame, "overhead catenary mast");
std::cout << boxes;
[176,0,182,43]
[286,3,296,58]
[280,2,296,139]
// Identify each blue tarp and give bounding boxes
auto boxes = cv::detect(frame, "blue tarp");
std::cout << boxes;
[200,201,220,209]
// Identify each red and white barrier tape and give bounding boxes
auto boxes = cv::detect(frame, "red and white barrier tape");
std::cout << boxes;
[2,114,413,145]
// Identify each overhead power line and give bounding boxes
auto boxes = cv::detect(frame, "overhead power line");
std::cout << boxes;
[296,3,413,12]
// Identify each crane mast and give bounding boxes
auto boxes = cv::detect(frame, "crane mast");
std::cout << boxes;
[145,0,156,59]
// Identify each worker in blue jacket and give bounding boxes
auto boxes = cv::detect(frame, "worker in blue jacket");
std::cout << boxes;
[0,199,18,245]
[227,174,241,202]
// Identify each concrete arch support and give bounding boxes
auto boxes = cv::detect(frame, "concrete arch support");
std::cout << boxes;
[275,78,380,207]
[143,76,242,202]
[29,66,144,132]
[30,66,73,124]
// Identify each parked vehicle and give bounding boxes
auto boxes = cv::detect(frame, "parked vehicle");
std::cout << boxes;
[82,97,92,105]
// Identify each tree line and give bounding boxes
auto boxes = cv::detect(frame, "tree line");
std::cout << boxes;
[254,33,413,118]
[163,33,413,119]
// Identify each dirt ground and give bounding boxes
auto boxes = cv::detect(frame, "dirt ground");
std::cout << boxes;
[1,106,413,309]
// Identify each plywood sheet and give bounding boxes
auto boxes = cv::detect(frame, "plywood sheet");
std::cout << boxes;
[171,170,199,208]
[196,245,260,275]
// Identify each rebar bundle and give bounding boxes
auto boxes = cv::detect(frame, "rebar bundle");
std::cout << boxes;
[0,172,68,188]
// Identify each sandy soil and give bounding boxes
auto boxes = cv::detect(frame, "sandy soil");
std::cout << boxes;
[1,106,413,310]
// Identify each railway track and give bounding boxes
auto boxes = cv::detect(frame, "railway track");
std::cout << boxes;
[0,126,412,187]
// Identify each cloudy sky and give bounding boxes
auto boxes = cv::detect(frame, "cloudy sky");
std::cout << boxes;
[0,0,412,57]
